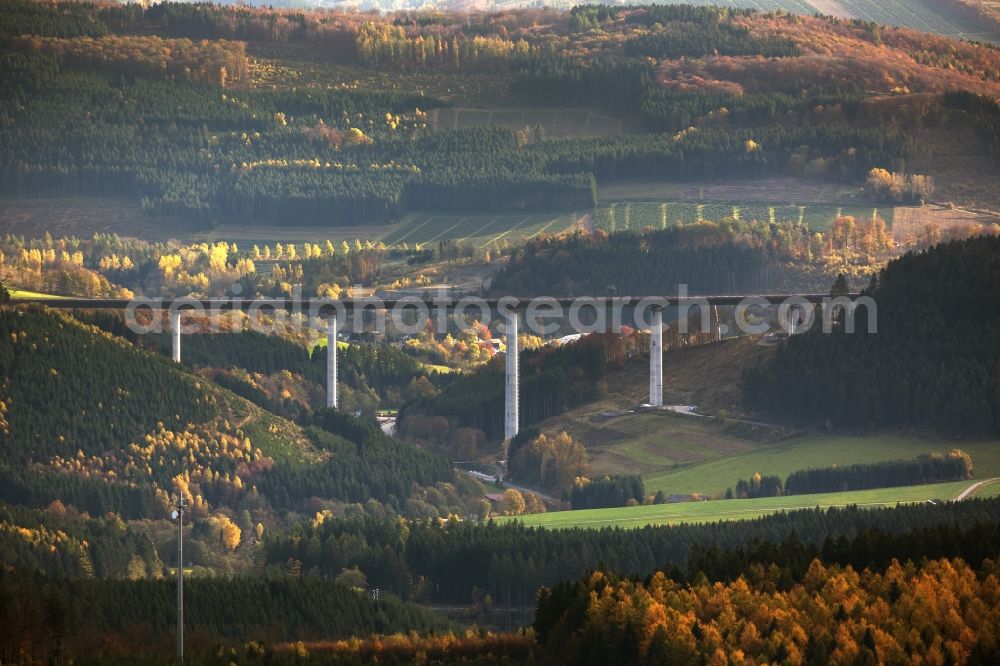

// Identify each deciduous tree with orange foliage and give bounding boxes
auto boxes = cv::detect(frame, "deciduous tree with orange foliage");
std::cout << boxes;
[535,557,1000,665]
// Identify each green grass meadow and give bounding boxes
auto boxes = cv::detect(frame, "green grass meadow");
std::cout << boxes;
[9,289,70,299]
[641,433,1000,497]
[504,480,974,530]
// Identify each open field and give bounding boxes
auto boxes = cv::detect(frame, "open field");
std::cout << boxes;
[892,204,1000,245]
[976,481,1000,498]
[421,362,459,374]
[537,338,787,484]
[0,198,584,252]
[643,434,1000,496]
[381,212,582,248]
[193,201,1000,247]
[560,400,1000,497]
[0,197,412,245]
[534,337,1000,497]
[8,289,68,300]
[909,126,1000,210]
[0,198,191,241]
[594,201,893,232]
[827,0,1000,41]
[502,480,975,529]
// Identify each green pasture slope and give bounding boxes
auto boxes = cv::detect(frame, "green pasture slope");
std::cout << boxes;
[640,434,1000,497]
[8,289,70,300]
[382,212,580,247]
[505,480,974,530]
[595,202,893,233]
[976,481,1000,498]
[504,429,1000,530]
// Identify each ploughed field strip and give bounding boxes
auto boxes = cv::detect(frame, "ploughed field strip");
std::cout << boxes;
[381,212,580,247]
[830,0,1000,41]
[532,0,999,43]
[595,202,893,233]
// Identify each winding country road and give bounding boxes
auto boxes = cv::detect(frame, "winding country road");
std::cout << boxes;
[463,470,559,504]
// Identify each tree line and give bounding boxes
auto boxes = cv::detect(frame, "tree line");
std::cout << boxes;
[0,307,213,466]
[262,496,1000,605]
[9,500,1000,662]
[0,501,161,578]
[570,475,645,510]
[731,450,973,498]
[0,573,448,664]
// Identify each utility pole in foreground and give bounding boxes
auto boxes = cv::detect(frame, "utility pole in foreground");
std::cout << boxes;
[172,494,186,662]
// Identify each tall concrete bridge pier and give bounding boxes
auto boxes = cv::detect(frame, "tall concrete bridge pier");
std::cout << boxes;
[13,294,850,451]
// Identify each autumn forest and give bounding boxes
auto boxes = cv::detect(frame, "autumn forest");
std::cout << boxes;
[3,0,1000,663]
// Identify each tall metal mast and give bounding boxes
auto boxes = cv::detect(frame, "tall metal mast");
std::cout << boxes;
[173,494,186,662]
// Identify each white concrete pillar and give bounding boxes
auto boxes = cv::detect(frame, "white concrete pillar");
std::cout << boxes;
[326,315,338,409]
[504,313,519,441]
[713,304,721,341]
[171,311,181,363]
[650,307,663,407]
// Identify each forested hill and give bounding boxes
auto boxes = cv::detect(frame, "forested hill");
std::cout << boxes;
[493,225,779,296]
[6,2,1000,226]
[399,333,609,443]
[490,219,883,296]
[0,306,461,534]
[83,311,443,416]
[746,234,1000,435]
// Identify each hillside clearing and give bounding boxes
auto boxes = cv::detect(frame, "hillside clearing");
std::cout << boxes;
[892,204,1000,245]
[8,289,69,299]
[642,434,1000,496]
[533,337,1000,497]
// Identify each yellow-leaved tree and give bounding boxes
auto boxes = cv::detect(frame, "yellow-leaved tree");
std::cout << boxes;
[210,514,242,550]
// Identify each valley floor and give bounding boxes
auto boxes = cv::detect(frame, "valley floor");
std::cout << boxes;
[504,479,984,529]
[519,335,1000,528]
